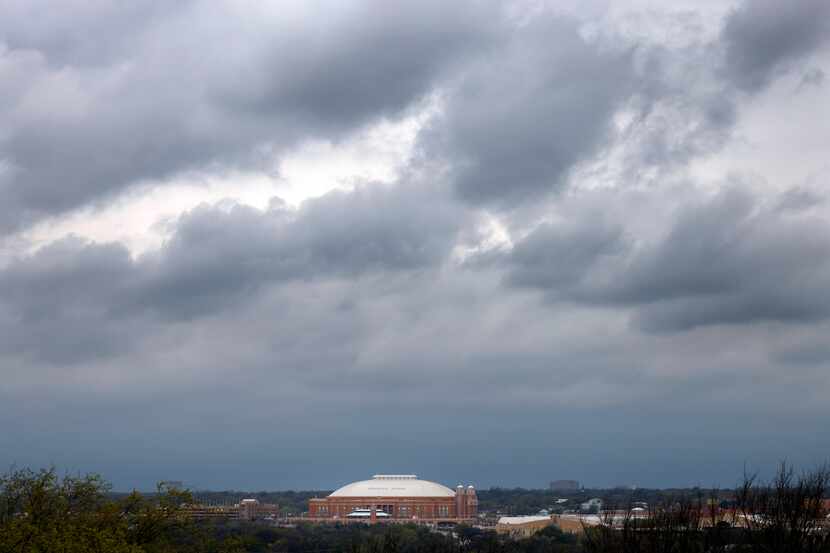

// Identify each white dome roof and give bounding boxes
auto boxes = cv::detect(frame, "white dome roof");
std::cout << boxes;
[329,475,455,498]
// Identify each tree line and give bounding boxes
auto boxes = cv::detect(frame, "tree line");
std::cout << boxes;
[2,464,829,552]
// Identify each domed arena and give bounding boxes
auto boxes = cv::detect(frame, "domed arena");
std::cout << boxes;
[309,475,477,521]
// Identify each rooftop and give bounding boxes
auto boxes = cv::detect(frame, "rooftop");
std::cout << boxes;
[329,475,456,498]
[497,516,552,525]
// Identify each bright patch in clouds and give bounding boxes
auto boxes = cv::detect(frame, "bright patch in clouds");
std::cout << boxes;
[20,109,428,256]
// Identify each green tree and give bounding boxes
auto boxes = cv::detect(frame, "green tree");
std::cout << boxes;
[0,467,194,553]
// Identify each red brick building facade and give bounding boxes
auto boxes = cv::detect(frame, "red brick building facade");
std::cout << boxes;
[309,474,477,521]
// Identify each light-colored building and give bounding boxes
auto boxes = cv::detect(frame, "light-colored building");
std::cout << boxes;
[309,474,477,522]
[552,514,601,534]
[496,514,599,537]
[496,515,555,537]
[580,498,603,513]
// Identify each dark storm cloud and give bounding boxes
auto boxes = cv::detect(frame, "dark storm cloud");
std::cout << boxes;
[420,3,759,210]
[0,0,498,232]
[621,47,739,173]
[2,0,792,230]
[136,183,463,320]
[505,219,625,293]
[617,188,830,331]
[499,186,830,332]
[0,183,464,362]
[722,0,830,92]
[214,3,500,124]
[0,237,138,364]
[420,16,635,207]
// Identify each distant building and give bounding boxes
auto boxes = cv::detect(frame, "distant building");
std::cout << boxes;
[182,504,237,520]
[239,499,260,521]
[580,498,603,513]
[549,480,579,491]
[496,515,554,537]
[497,514,600,537]
[183,498,279,521]
[551,514,601,534]
[159,480,184,490]
[308,475,477,521]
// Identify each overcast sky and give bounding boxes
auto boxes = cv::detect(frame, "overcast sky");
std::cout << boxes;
[2,0,830,492]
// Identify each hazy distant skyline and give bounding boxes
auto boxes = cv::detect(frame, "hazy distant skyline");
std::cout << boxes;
[2,0,830,491]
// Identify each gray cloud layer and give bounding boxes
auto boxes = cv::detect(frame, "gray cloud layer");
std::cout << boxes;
[0,0,497,231]
[1,182,464,364]
[501,186,830,332]
[422,16,635,206]
[2,0,830,489]
[722,0,830,91]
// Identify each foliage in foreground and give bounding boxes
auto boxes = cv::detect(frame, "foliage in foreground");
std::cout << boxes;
[0,467,193,553]
[582,463,830,553]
